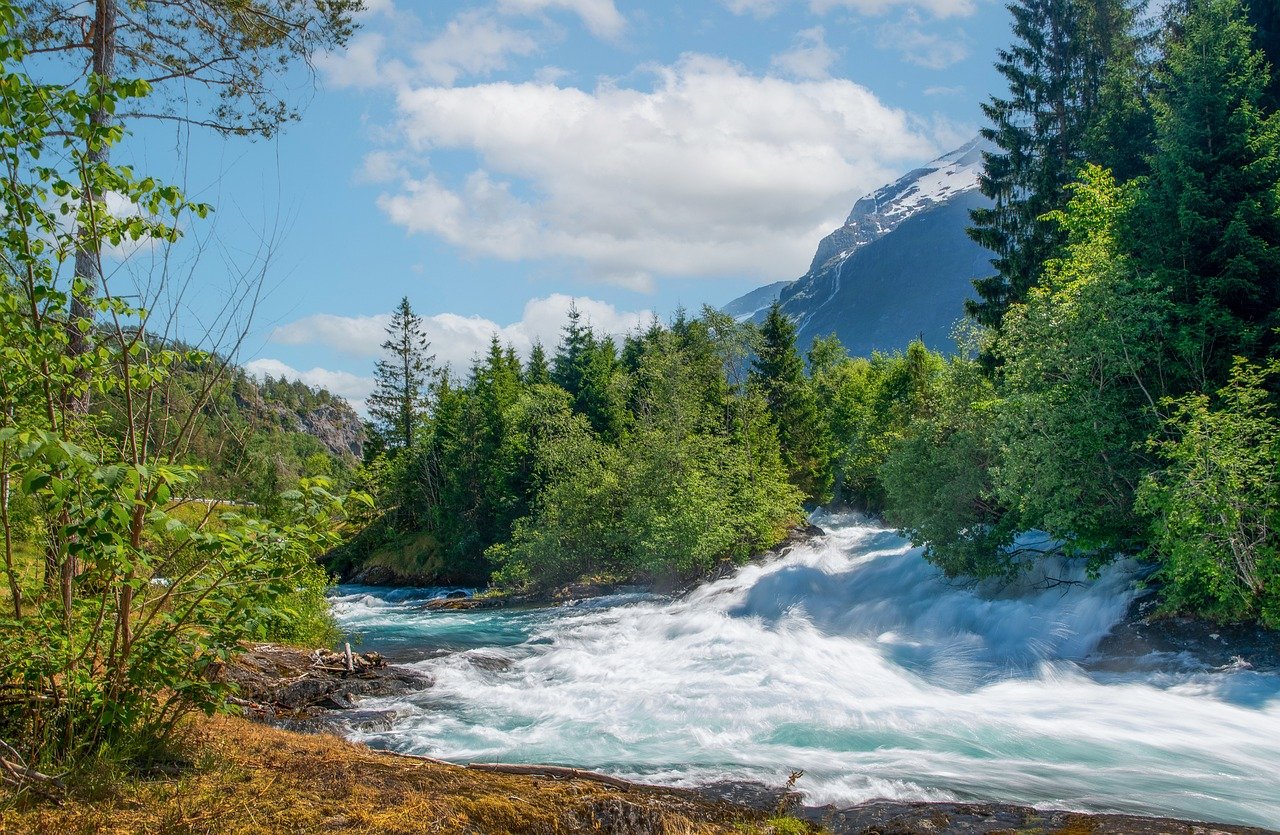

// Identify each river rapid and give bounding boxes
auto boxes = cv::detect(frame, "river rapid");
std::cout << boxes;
[329,513,1280,829]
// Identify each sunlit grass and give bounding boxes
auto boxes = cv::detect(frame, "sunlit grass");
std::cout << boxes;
[0,714,805,834]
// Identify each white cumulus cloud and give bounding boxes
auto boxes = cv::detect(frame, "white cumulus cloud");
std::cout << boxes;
[497,0,626,38]
[318,11,541,89]
[721,0,785,17]
[724,0,976,18]
[878,14,970,68]
[376,54,937,286]
[413,11,541,86]
[268,294,653,373]
[771,26,839,80]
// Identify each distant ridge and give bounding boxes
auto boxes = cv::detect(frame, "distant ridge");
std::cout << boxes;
[723,137,995,357]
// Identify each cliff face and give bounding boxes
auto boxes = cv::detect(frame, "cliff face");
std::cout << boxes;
[232,375,366,463]
[298,404,365,461]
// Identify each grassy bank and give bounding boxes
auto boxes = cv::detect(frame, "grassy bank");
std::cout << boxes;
[0,715,805,834]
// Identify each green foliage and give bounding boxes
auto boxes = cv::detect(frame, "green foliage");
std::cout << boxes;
[880,0,1280,629]
[16,0,362,139]
[881,352,1015,578]
[1133,0,1280,388]
[969,0,1149,331]
[1139,358,1280,627]
[995,165,1166,560]
[492,325,802,590]
[1246,0,1280,109]
[525,340,552,385]
[368,296,435,452]
[341,299,807,591]
[809,338,945,511]
[0,12,360,767]
[753,303,830,502]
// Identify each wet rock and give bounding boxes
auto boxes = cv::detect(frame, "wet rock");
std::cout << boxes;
[1092,593,1280,673]
[694,780,800,812]
[800,800,1274,834]
[425,595,525,611]
[271,708,402,736]
[552,582,617,601]
[334,708,402,733]
[214,644,431,720]
[465,653,513,673]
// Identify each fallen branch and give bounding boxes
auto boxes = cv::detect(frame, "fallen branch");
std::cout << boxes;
[466,763,635,791]
[0,738,64,796]
[372,749,462,768]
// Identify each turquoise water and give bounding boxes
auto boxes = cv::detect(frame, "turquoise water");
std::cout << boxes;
[330,514,1280,829]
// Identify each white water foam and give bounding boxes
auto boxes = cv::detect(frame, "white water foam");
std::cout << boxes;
[334,515,1280,829]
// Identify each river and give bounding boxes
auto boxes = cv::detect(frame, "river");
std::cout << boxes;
[329,513,1280,829]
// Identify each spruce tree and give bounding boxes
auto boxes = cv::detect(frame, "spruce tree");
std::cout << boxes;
[526,340,552,385]
[578,337,624,441]
[551,302,594,398]
[751,303,830,501]
[1134,0,1280,386]
[368,297,435,451]
[969,0,1148,330]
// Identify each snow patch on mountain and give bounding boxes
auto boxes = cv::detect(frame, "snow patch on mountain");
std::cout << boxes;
[721,136,995,357]
[803,136,988,284]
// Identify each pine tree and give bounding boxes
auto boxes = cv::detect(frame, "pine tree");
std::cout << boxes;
[751,303,830,501]
[969,0,1148,330]
[368,297,435,451]
[1134,0,1280,386]
[526,341,552,385]
[551,302,594,398]
[578,337,624,441]
[468,334,526,545]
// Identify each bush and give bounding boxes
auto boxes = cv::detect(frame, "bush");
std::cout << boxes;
[1139,358,1280,626]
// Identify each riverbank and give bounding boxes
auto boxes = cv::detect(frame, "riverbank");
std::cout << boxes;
[414,521,828,612]
[4,712,1273,835]
[0,714,785,834]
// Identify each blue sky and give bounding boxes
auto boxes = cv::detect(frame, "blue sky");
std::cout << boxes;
[107,0,1010,409]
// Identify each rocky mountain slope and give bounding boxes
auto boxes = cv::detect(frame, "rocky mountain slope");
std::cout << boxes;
[232,374,366,461]
[725,137,994,357]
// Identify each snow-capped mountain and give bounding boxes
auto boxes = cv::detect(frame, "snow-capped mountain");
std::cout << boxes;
[724,137,994,357]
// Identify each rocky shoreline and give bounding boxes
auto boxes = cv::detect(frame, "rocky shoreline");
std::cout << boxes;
[799,800,1273,834]
[1091,591,1280,673]
[213,644,429,734]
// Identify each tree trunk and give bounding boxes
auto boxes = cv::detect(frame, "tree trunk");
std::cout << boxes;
[67,0,118,416]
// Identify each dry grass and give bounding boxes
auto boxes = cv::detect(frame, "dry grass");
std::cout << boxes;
[0,715,795,835]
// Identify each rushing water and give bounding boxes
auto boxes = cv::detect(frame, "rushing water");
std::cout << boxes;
[329,514,1280,829]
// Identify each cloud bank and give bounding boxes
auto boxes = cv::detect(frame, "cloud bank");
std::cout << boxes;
[250,294,654,411]
[374,54,937,288]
